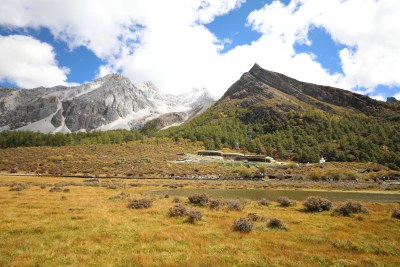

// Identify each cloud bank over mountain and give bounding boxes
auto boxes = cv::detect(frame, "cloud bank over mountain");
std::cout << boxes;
[0,0,399,99]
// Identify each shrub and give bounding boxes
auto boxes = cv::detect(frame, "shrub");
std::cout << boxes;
[107,184,119,190]
[334,201,367,216]
[127,198,153,209]
[172,197,181,203]
[9,186,24,192]
[168,203,187,217]
[247,213,260,222]
[47,155,63,162]
[188,193,209,206]
[239,169,252,179]
[109,192,130,201]
[186,210,202,223]
[258,198,270,206]
[277,196,296,207]
[303,196,332,212]
[392,208,400,219]
[63,188,70,193]
[226,199,244,211]
[267,217,286,230]
[209,199,223,210]
[258,165,267,175]
[233,217,253,232]
[308,168,327,181]
[49,187,62,192]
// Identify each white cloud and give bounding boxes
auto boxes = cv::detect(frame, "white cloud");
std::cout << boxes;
[246,0,400,93]
[0,0,399,98]
[394,92,400,100]
[370,93,385,102]
[0,35,69,88]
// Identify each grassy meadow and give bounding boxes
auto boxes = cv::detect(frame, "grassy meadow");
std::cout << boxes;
[0,176,399,266]
[0,138,396,188]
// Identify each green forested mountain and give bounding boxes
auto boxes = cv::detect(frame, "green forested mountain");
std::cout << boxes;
[160,64,400,169]
[1,64,399,169]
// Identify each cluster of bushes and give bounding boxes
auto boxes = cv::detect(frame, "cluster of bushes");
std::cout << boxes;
[233,215,286,233]
[9,183,29,191]
[122,193,400,233]
[168,203,202,224]
[333,201,367,216]
[308,168,360,181]
[187,194,245,211]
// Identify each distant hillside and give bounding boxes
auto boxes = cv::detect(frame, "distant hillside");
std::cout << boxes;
[162,64,400,169]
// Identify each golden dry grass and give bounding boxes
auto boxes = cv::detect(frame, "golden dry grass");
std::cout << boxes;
[0,176,399,266]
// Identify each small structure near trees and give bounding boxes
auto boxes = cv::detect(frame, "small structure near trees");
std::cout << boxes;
[197,150,274,163]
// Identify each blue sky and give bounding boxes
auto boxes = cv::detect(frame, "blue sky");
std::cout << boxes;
[0,0,399,100]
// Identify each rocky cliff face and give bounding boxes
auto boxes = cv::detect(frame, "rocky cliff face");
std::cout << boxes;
[0,74,215,133]
[219,64,395,120]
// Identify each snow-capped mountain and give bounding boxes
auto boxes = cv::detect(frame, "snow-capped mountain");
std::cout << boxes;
[0,74,215,133]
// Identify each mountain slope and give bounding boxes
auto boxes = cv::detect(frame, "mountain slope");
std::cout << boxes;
[0,74,215,133]
[162,64,400,168]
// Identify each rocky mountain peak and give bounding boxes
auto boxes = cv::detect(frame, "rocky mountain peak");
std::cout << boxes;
[221,63,388,116]
[0,74,215,133]
[387,96,399,103]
